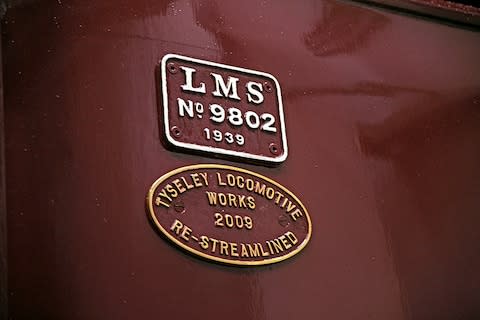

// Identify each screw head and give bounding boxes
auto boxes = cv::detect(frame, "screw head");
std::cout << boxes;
[171,126,181,137]
[278,215,289,227]
[269,143,280,155]
[263,81,273,93]
[167,62,178,74]
[174,201,185,214]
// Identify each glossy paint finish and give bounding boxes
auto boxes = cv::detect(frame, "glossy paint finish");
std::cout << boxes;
[2,0,480,319]
[0,24,7,320]
[361,0,480,27]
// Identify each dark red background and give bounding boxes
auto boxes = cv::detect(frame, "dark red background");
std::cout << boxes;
[1,0,480,319]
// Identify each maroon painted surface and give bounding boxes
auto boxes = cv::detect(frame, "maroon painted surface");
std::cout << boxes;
[0,23,7,320]
[361,0,480,27]
[2,0,480,319]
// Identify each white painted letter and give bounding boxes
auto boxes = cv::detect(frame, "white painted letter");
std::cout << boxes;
[180,66,206,93]
[246,81,264,104]
[211,73,241,100]
[177,98,194,118]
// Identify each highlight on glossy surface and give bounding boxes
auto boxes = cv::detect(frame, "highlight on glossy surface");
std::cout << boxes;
[3,0,480,318]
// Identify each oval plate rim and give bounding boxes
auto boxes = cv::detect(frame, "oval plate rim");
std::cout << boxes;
[147,163,312,266]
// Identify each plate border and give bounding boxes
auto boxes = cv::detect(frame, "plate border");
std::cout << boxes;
[161,53,288,163]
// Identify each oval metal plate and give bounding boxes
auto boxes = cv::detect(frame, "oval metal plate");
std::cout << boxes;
[147,164,312,266]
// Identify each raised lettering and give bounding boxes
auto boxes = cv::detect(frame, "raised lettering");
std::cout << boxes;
[177,97,194,118]
[230,243,239,257]
[166,184,178,199]
[180,225,192,241]
[279,235,292,249]
[172,179,186,194]
[290,208,303,221]
[248,243,260,257]
[190,173,202,187]
[246,81,264,104]
[254,182,266,196]
[199,172,209,186]
[211,73,240,100]
[170,219,183,234]
[180,66,206,93]
[217,172,227,186]
[220,240,229,256]
[199,236,209,250]
[285,231,298,245]
[206,191,217,205]
[181,177,194,190]
[240,243,249,257]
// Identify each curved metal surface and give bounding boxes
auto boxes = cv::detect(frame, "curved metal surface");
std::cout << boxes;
[2,0,480,319]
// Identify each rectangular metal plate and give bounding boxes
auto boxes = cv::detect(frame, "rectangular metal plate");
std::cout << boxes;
[161,54,288,164]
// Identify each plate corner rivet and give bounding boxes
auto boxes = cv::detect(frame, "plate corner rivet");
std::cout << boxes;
[269,143,280,155]
[263,81,273,93]
[171,126,182,137]
[167,62,178,74]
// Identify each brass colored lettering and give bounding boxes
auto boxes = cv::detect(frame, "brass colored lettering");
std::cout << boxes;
[274,191,284,204]
[258,243,270,257]
[220,241,229,256]
[290,208,303,221]
[180,225,192,241]
[204,191,255,209]
[199,236,209,249]
[238,195,246,208]
[158,189,173,202]
[226,174,236,187]
[170,219,183,234]
[199,172,209,186]
[172,179,186,194]
[245,179,254,191]
[206,191,218,205]
[246,196,256,210]
[271,239,284,254]
[279,235,292,249]
[240,243,249,257]
[181,177,195,190]
[236,176,244,188]
[254,181,266,195]
[248,244,260,257]
[286,201,296,213]
[147,164,312,266]
[217,172,227,186]
[267,240,275,255]
[155,196,170,208]
[230,242,239,257]
[210,238,219,253]
[228,193,238,207]
[285,231,298,245]
[166,184,178,199]
[218,193,227,206]
[190,173,202,187]
[265,187,275,200]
